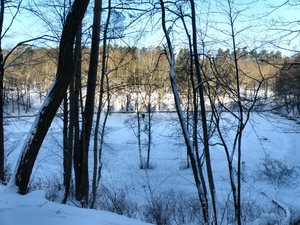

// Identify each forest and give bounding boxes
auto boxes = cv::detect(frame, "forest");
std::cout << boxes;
[1,0,300,225]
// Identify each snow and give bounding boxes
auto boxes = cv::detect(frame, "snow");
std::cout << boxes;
[3,110,300,224]
[0,186,152,225]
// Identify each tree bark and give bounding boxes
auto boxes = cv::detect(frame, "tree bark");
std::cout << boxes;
[228,1,244,223]
[189,0,218,223]
[0,64,4,182]
[146,103,151,169]
[10,0,90,194]
[62,94,70,203]
[73,26,82,201]
[91,0,110,207]
[137,111,142,167]
[78,0,102,206]
[178,9,210,217]
[159,0,209,222]
[0,0,5,182]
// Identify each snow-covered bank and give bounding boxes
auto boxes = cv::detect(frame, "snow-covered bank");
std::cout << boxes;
[0,186,152,225]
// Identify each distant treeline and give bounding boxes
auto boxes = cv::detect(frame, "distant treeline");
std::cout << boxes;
[3,45,294,114]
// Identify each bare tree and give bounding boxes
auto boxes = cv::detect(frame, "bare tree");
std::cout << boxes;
[159,0,211,223]
[73,26,82,202]
[75,0,102,206]
[0,0,46,182]
[189,1,218,223]
[91,0,111,208]
[199,1,271,223]
[8,0,90,194]
[62,23,82,204]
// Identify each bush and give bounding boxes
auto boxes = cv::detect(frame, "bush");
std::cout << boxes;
[45,179,64,202]
[173,195,204,225]
[142,191,204,225]
[142,193,174,225]
[3,161,12,184]
[97,185,138,218]
[28,174,64,202]
[258,154,298,186]
[139,161,155,170]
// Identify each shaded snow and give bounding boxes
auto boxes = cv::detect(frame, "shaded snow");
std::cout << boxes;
[0,186,152,225]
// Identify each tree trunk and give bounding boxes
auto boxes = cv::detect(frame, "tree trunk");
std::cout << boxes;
[63,94,69,193]
[126,94,131,112]
[137,111,143,167]
[0,68,4,182]
[179,8,210,221]
[159,1,209,222]
[186,78,190,168]
[9,0,90,194]
[91,0,110,207]
[0,0,5,182]
[78,0,102,206]
[189,0,217,223]
[229,3,244,223]
[62,80,75,204]
[146,103,151,169]
[97,75,110,183]
[73,26,82,201]
[16,87,20,115]
[11,89,14,113]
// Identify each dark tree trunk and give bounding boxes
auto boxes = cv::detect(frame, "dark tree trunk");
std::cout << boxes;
[137,111,142,166]
[0,68,4,182]
[27,84,31,111]
[231,21,243,225]
[190,0,217,223]
[179,5,209,221]
[63,78,75,204]
[62,83,74,204]
[0,0,5,182]
[91,0,110,207]
[73,26,82,201]
[186,78,190,168]
[63,95,69,177]
[146,103,151,169]
[16,87,20,115]
[11,0,90,194]
[126,94,131,112]
[79,0,102,205]
[65,18,82,204]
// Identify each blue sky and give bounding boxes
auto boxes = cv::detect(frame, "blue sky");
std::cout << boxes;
[2,0,300,56]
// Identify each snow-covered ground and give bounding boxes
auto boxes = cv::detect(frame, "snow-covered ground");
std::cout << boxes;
[2,112,300,224]
[0,187,152,225]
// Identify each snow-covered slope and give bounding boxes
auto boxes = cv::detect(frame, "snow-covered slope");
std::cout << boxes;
[0,187,152,225]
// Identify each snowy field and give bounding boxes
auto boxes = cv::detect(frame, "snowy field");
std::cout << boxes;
[1,112,300,224]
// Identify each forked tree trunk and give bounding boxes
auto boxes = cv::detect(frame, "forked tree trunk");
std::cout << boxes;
[159,1,209,223]
[231,17,244,225]
[63,27,81,204]
[178,9,209,214]
[189,0,218,223]
[78,0,102,206]
[9,0,90,194]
